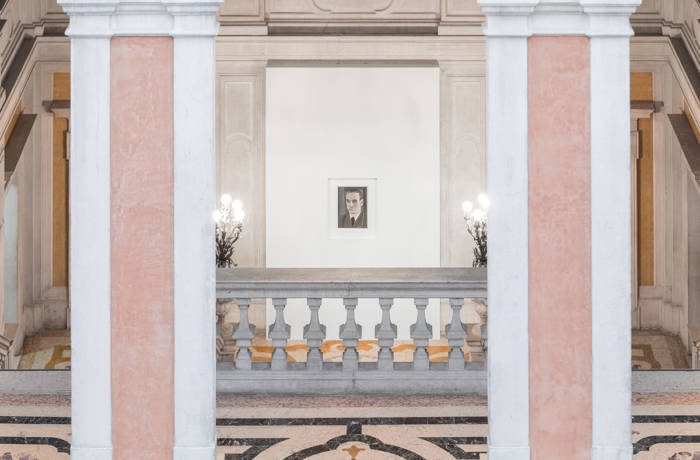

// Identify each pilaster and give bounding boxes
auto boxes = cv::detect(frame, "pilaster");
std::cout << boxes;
[58,1,222,458]
[585,3,640,458]
[171,4,219,457]
[479,4,532,458]
[477,1,640,458]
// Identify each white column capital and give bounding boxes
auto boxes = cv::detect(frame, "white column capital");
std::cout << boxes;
[477,1,536,37]
[58,0,223,37]
[477,0,640,36]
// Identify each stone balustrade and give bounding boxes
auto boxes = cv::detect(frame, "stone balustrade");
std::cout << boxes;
[215,267,487,394]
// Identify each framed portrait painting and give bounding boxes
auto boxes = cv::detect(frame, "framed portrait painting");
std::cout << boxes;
[328,178,377,239]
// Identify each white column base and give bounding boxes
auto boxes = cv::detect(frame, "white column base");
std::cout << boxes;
[591,445,633,460]
[488,446,531,460]
[70,446,112,460]
[174,445,216,460]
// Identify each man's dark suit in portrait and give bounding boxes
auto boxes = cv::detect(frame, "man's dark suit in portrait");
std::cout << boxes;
[339,188,367,228]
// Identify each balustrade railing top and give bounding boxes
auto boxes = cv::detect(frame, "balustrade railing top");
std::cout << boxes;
[216,267,487,299]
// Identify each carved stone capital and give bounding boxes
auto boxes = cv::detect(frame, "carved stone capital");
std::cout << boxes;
[477,0,641,37]
[58,0,223,37]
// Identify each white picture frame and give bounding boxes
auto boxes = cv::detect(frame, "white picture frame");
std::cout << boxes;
[328,178,377,239]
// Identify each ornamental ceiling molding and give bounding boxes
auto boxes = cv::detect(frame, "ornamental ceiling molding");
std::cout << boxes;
[311,0,394,14]
[264,0,440,17]
[57,0,223,37]
[477,0,642,36]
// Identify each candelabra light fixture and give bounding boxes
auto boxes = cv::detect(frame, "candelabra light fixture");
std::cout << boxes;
[213,194,245,268]
[463,193,489,268]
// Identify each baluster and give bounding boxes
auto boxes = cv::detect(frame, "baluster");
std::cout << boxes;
[479,299,488,353]
[216,300,236,366]
[303,298,326,371]
[339,297,361,372]
[445,298,468,370]
[374,298,396,371]
[232,298,255,370]
[268,298,290,370]
[471,299,488,359]
[410,297,432,371]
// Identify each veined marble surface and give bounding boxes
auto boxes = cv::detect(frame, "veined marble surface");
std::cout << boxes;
[0,395,699,459]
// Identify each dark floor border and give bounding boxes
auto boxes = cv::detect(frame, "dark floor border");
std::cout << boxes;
[0,416,487,426]
[0,436,70,454]
[421,437,487,459]
[0,415,488,426]
[0,416,70,424]
[215,416,488,426]
[633,415,700,423]
[4,414,700,426]
[218,437,287,460]
[634,435,700,454]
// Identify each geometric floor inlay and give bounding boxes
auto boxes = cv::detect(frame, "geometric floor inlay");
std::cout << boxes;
[1,395,700,458]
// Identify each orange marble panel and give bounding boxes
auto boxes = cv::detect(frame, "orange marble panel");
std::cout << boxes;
[632,72,654,286]
[638,116,654,286]
[52,116,68,287]
[53,72,71,100]
[110,36,174,460]
[631,72,653,101]
[528,36,592,460]
[52,73,70,287]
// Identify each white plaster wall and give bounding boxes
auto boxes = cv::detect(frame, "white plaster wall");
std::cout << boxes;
[265,66,441,339]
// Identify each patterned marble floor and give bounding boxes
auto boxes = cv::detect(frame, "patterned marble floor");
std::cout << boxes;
[18,327,687,370]
[0,394,699,458]
[633,329,689,369]
[16,331,70,370]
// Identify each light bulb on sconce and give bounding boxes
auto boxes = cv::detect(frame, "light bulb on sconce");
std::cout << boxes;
[220,193,233,207]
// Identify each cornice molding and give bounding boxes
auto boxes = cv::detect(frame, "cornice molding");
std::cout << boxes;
[477,0,641,37]
[57,0,223,37]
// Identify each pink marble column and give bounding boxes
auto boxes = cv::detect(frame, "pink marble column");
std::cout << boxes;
[528,36,592,459]
[110,37,174,460]
[480,2,639,457]
[59,2,221,458]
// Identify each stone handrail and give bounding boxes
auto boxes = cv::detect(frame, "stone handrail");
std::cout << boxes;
[216,267,487,299]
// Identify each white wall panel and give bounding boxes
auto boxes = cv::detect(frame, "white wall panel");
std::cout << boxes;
[266,66,440,339]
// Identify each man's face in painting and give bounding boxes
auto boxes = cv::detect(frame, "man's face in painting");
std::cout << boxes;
[345,191,363,217]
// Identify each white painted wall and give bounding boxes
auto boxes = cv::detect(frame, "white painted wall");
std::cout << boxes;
[266,66,441,339]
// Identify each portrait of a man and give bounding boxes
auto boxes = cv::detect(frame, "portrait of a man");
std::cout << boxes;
[338,187,368,229]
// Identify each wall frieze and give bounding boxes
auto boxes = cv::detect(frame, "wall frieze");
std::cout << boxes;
[216,35,485,62]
